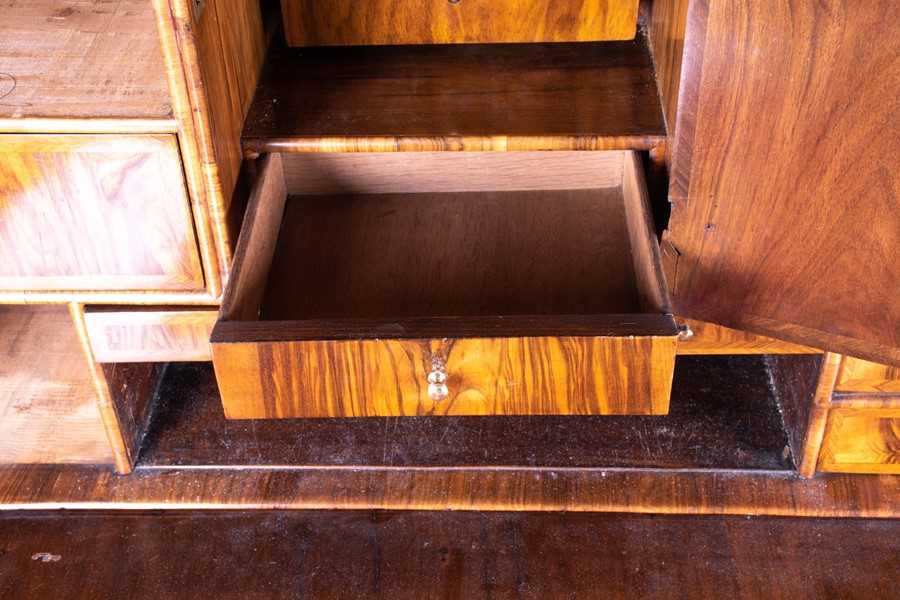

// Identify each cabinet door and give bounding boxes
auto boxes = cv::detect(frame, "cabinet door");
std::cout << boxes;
[666,0,900,366]
[0,135,204,292]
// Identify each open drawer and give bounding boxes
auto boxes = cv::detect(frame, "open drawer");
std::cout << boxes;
[211,151,677,418]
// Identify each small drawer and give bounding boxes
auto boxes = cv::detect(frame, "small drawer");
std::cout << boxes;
[0,135,204,292]
[819,408,900,474]
[211,151,677,418]
[84,307,218,363]
[281,0,639,46]
[835,356,900,393]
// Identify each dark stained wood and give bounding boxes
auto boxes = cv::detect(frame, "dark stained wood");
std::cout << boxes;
[143,357,795,470]
[666,0,900,366]
[1,464,898,516]
[765,354,824,474]
[0,134,204,292]
[282,0,639,46]
[262,190,641,320]
[1,510,898,599]
[242,37,666,153]
[99,363,165,467]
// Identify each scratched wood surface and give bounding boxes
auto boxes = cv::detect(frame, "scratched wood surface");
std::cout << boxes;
[0,134,204,292]
[0,0,170,121]
[666,0,900,366]
[242,38,666,154]
[819,409,900,474]
[0,306,112,465]
[1,510,898,599]
[281,0,639,46]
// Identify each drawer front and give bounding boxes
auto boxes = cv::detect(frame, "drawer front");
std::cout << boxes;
[281,0,639,46]
[0,135,204,292]
[85,308,218,363]
[818,408,900,474]
[835,356,900,393]
[213,335,676,418]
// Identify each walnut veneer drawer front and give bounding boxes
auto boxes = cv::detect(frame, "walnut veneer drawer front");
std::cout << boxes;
[0,135,203,292]
[211,151,677,418]
[281,0,639,46]
[819,409,900,474]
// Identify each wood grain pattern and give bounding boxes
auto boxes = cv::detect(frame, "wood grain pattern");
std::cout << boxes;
[648,0,689,137]
[281,0,639,46]
[0,305,112,465]
[0,465,897,517]
[213,335,676,418]
[676,318,822,355]
[798,352,842,478]
[0,0,170,120]
[152,0,267,293]
[242,38,666,154]
[819,409,900,474]
[0,134,204,292]
[666,0,900,366]
[1,511,897,600]
[836,356,900,394]
[84,308,217,363]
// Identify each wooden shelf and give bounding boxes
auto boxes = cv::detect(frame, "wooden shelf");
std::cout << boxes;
[242,36,666,153]
[0,0,170,122]
[137,356,800,471]
[0,306,112,465]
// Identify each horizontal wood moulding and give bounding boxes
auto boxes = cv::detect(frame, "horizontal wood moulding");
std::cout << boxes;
[242,38,666,154]
[211,151,677,418]
[282,0,639,46]
[1,466,898,517]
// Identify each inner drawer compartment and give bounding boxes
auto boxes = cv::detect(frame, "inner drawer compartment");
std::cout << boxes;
[280,0,639,47]
[211,150,677,419]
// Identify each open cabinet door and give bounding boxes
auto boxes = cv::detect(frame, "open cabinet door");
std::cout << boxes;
[665,0,900,366]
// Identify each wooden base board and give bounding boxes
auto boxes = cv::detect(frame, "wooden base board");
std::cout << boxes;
[0,465,896,517]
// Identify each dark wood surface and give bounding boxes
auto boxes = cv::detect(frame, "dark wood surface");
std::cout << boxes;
[242,37,666,153]
[666,0,900,366]
[766,354,823,471]
[262,189,640,320]
[143,356,794,469]
[1,510,897,599]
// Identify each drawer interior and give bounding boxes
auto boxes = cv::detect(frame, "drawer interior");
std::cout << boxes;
[230,150,672,328]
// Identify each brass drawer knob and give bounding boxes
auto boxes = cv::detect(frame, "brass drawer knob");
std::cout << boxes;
[427,357,449,400]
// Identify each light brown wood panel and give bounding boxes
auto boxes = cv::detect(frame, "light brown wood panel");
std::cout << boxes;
[836,356,900,394]
[0,306,112,465]
[666,0,900,366]
[213,335,676,418]
[0,465,897,517]
[0,0,170,120]
[282,152,624,195]
[0,134,204,292]
[281,0,639,46]
[676,319,821,355]
[819,409,900,474]
[84,308,217,363]
[648,0,689,137]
